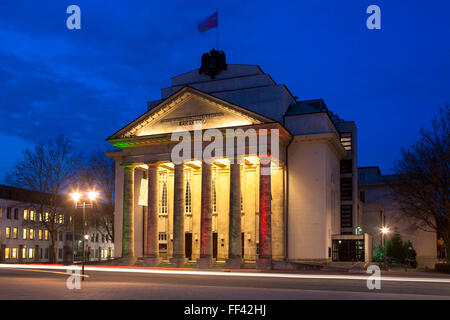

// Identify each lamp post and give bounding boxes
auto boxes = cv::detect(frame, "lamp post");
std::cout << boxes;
[70,191,98,281]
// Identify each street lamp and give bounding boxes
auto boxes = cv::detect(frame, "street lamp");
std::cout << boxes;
[70,190,98,280]
[381,226,390,270]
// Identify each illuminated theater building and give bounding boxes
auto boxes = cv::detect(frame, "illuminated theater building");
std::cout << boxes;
[106,52,365,268]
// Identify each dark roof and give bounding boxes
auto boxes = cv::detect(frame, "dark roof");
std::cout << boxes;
[0,184,66,205]
[285,99,329,116]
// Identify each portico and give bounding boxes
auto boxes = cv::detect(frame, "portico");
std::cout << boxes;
[107,86,290,268]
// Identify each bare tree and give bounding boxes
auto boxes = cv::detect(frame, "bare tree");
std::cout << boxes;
[6,135,81,263]
[79,150,115,243]
[392,106,450,263]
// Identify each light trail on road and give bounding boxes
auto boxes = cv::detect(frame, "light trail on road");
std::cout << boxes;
[1,263,450,284]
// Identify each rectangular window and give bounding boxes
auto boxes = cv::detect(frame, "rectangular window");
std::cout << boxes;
[58,248,62,259]
[12,248,17,259]
[5,248,10,259]
[22,247,27,259]
[39,229,43,240]
[39,212,43,222]
[360,191,365,203]
[340,132,352,151]
[6,207,11,219]
[240,190,244,213]
[44,230,49,241]
[14,208,18,220]
[30,210,35,221]
[30,229,35,240]
[24,209,28,221]
[341,205,353,230]
[158,232,167,241]
[340,177,353,201]
[28,248,34,259]
[6,227,11,239]
[45,248,49,259]
[60,232,63,241]
[58,214,64,224]
[340,159,352,174]
[13,227,18,239]
[45,212,49,222]
[185,170,192,214]
[159,171,168,215]
[23,228,28,240]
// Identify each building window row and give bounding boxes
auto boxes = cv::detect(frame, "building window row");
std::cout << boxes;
[4,247,36,260]
[5,227,51,241]
[340,177,353,201]
[340,132,352,151]
[87,232,111,243]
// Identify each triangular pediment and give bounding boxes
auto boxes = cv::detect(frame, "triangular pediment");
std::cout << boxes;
[109,87,274,139]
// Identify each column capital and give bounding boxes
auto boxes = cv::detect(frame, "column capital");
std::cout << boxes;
[145,161,159,168]
[120,162,139,168]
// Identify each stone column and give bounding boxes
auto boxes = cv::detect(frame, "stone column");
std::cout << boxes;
[257,158,272,269]
[197,162,213,268]
[226,162,242,268]
[121,165,137,265]
[144,163,160,266]
[170,163,186,267]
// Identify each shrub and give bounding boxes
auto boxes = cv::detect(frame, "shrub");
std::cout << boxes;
[385,230,407,264]
[373,244,385,263]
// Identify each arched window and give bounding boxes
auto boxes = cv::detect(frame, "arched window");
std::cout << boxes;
[212,168,217,214]
[185,170,192,214]
[159,171,168,215]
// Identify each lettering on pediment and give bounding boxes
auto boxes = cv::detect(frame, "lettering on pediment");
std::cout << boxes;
[161,112,224,127]
[121,94,263,137]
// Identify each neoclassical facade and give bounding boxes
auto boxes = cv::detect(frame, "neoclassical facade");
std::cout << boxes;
[107,60,362,268]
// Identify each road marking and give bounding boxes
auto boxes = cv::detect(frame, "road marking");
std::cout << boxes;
[0,263,449,284]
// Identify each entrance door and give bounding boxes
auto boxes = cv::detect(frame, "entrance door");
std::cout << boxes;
[185,233,192,260]
[212,233,218,259]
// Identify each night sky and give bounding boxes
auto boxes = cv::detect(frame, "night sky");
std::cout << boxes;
[0,1,449,180]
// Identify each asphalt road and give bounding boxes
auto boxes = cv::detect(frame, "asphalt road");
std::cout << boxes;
[0,266,450,300]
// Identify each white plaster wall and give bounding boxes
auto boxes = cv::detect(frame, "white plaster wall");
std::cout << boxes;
[284,113,338,137]
[288,138,332,261]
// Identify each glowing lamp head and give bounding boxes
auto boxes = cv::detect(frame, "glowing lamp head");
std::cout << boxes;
[87,191,98,201]
[70,192,82,203]
[84,234,89,240]
[381,227,389,234]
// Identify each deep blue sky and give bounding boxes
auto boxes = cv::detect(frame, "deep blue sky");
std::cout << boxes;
[0,0,449,180]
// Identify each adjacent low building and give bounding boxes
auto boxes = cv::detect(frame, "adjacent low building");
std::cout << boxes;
[359,167,437,268]
[0,185,114,263]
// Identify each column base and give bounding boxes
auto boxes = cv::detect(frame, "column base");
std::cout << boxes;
[256,258,273,270]
[143,256,160,267]
[197,257,214,269]
[169,256,188,268]
[225,257,243,269]
[117,255,137,266]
